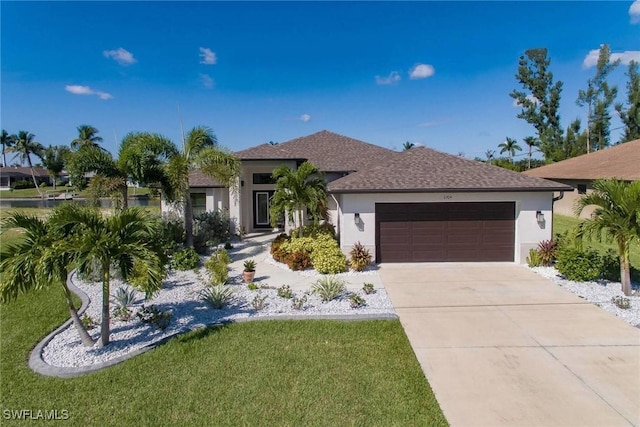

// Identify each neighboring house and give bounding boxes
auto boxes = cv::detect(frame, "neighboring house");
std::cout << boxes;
[523,139,640,218]
[163,130,570,264]
[0,166,52,190]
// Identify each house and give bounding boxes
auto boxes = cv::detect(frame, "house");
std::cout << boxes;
[163,130,570,264]
[523,139,640,218]
[0,166,52,190]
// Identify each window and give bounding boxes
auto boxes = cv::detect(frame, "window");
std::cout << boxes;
[577,184,587,194]
[252,173,276,185]
[191,193,206,218]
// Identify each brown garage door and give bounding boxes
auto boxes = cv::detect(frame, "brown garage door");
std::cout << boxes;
[376,202,515,262]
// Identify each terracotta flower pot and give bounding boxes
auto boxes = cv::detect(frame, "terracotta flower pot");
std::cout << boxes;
[243,270,255,283]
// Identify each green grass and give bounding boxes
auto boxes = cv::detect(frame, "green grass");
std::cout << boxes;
[553,214,640,270]
[0,286,447,426]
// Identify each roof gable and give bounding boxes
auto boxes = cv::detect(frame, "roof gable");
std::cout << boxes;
[235,130,394,172]
[328,146,570,193]
[523,139,640,181]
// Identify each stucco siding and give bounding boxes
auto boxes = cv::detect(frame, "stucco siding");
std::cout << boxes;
[336,191,555,264]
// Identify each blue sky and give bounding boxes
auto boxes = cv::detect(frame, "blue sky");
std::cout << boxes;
[2,1,639,162]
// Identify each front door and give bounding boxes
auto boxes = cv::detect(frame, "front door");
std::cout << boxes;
[253,191,274,229]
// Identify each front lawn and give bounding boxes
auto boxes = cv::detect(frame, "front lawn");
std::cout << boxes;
[553,214,640,270]
[0,186,152,199]
[0,286,447,426]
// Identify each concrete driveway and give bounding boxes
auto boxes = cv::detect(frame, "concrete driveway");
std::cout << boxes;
[380,263,640,427]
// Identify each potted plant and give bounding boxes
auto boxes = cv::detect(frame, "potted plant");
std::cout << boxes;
[243,259,256,283]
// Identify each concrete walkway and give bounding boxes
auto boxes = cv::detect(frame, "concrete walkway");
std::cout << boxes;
[380,263,640,427]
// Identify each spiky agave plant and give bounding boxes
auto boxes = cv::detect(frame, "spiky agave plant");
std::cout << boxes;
[349,241,371,271]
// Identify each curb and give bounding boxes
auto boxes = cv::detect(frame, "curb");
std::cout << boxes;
[28,274,398,378]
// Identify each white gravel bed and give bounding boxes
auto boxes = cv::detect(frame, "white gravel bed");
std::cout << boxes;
[42,265,394,368]
[530,266,640,327]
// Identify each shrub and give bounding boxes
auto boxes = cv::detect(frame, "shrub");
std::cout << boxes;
[112,306,133,321]
[200,285,234,309]
[247,282,259,291]
[291,295,307,310]
[363,283,376,295]
[290,223,336,238]
[312,246,347,274]
[285,250,312,271]
[224,242,233,250]
[193,209,231,253]
[312,276,346,302]
[349,293,366,309]
[10,180,35,190]
[601,249,620,281]
[611,295,631,310]
[212,248,232,265]
[555,247,602,282]
[81,314,97,330]
[272,247,288,263]
[251,294,268,310]
[537,240,557,267]
[158,212,185,254]
[111,286,137,319]
[205,258,228,286]
[277,284,293,299]
[271,233,290,255]
[171,248,200,270]
[349,241,371,271]
[136,305,171,330]
[526,248,542,267]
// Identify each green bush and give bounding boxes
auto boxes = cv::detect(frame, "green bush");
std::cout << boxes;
[363,283,376,295]
[277,284,293,299]
[312,246,347,274]
[10,180,35,190]
[205,257,229,285]
[555,247,602,282]
[349,293,366,309]
[291,295,307,310]
[286,250,312,271]
[290,222,336,238]
[526,248,542,267]
[193,209,231,253]
[600,249,620,282]
[136,305,172,330]
[251,294,267,310]
[171,248,200,270]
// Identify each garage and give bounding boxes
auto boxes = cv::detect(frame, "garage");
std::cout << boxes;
[375,202,515,262]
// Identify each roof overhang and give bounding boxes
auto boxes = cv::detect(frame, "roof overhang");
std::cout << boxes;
[329,186,573,194]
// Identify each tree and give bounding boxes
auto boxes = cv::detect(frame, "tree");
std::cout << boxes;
[270,161,327,238]
[402,141,415,151]
[510,48,564,161]
[41,145,70,189]
[574,179,640,296]
[9,131,44,194]
[71,125,104,150]
[498,137,522,161]
[164,126,241,248]
[484,150,495,165]
[0,211,95,346]
[49,205,167,347]
[523,137,539,169]
[615,60,640,143]
[577,44,620,152]
[1,129,15,167]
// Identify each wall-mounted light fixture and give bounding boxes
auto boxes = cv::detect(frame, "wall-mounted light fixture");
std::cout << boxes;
[354,213,361,225]
[536,211,545,223]
[241,180,245,187]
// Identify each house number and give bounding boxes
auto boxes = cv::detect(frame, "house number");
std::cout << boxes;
[443,195,453,200]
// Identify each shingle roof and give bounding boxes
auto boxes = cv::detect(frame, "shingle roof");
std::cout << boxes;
[235,130,394,172]
[522,139,640,181]
[328,146,571,193]
[188,170,224,188]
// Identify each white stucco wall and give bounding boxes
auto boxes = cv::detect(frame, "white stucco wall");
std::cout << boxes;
[334,191,555,264]
[160,188,229,218]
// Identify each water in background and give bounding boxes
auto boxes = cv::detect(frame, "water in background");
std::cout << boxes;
[0,197,160,209]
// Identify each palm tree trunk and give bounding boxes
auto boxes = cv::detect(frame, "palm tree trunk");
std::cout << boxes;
[184,189,194,247]
[27,157,43,197]
[62,283,95,347]
[528,146,532,169]
[621,254,632,297]
[2,147,6,168]
[98,266,111,347]
[297,206,304,238]
[121,185,128,210]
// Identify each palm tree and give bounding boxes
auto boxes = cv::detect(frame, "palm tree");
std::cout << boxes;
[9,131,44,195]
[498,137,522,161]
[0,211,95,346]
[71,125,103,150]
[41,145,70,189]
[485,150,495,165]
[523,137,539,170]
[1,129,15,167]
[164,126,241,247]
[402,141,415,151]
[50,205,167,347]
[574,179,640,296]
[269,161,327,238]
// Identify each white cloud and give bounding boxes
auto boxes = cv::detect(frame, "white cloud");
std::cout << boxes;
[200,73,214,89]
[630,0,640,23]
[199,47,217,64]
[512,94,540,108]
[103,48,137,66]
[65,85,113,100]
[583,48,640,68]
[300,114,311,122]
[375,71,401,85]
[409,63,435,79]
